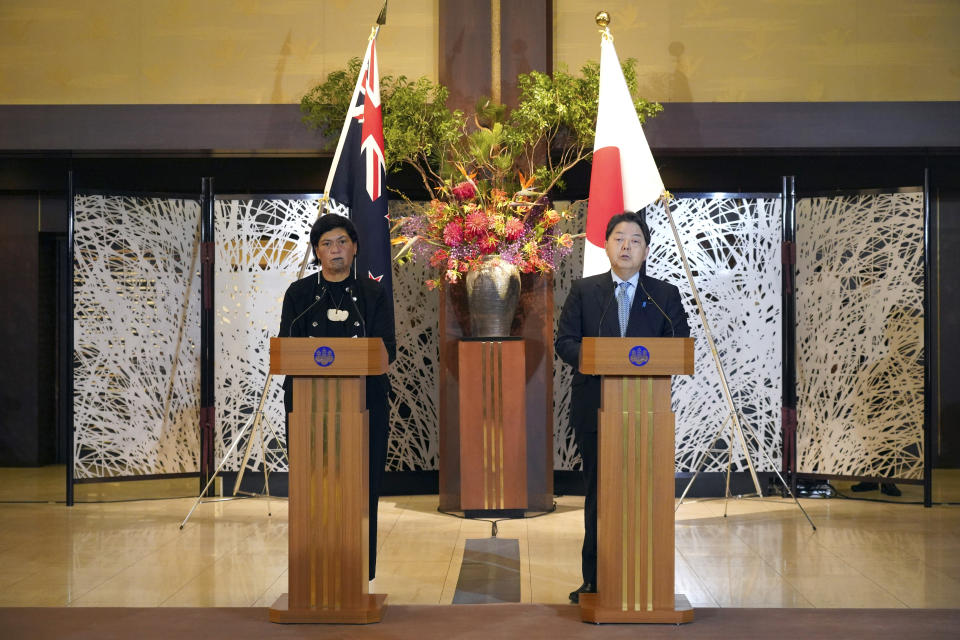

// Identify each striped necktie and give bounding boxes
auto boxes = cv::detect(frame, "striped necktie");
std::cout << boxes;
[617,281,631,337]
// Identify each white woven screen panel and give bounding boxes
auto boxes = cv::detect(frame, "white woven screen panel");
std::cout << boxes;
[647,196,783,473]
[73,194,202,479]
[551,196,783,472]
[213,199,439,473]
[795,192,924,479]
[213,198,316,472]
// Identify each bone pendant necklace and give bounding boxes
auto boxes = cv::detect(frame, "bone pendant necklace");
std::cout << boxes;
[327,287,349,321]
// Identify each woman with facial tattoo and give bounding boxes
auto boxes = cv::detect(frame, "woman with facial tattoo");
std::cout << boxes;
[279,213,396,582]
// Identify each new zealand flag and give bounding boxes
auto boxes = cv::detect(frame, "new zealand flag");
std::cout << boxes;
[329,39,392,299]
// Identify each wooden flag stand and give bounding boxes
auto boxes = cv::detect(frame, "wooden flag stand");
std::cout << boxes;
[268,337,388,624]
[577,337,695,624]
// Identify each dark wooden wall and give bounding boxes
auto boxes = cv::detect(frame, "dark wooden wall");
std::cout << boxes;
[0,195,40,465]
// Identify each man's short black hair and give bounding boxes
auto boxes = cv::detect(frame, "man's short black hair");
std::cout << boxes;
[604,210,651,245]
[309,213,359,266]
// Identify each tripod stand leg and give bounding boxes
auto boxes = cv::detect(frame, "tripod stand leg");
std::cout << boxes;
[179,413,257,529]
[729,412,764,497]
[233,411,262,495]
[233,373,274,495]
[676,413,731,510]
[723,429,735,517]
[736,417,817,531]
[262,412,289,467]
[259,418,273,517]
[231,376,289,515]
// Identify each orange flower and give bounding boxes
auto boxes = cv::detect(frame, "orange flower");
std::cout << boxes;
[542,209,561,226]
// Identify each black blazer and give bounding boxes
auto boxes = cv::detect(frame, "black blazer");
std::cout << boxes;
[555,270,690,435]
[278,272,396,424]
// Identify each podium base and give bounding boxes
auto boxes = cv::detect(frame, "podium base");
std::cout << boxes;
[579,593,694,624]
[269,593,387,624]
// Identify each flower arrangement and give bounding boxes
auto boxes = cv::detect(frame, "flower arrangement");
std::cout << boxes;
[302,59,660,289]
[396,174,574,289]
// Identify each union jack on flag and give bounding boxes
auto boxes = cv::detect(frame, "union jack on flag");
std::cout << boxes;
[329,38,392,297]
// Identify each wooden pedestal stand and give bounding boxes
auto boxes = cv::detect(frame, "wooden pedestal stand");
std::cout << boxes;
[577,337,695,624]
[457,339,527,511]
[268,337,388,624]
[438,276,554,512]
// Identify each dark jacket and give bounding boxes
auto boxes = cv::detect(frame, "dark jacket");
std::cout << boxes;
[279,272,396,421]
[555,270,690,434]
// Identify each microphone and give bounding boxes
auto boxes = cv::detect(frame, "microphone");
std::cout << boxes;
[285,288,327,336]
[637,277,675,337]
[346,285,367,337]
[596,279,618,337]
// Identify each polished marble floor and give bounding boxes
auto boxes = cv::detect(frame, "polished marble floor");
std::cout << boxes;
[1,469,959,609]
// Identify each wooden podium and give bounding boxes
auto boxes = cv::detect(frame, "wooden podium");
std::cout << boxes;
[577,337,695,624]
[268,337,388,624]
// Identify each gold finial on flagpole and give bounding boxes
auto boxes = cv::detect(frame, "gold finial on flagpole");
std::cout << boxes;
[596,10,612,40]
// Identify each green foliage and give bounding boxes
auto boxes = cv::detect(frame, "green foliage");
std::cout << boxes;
[300,57,661,198]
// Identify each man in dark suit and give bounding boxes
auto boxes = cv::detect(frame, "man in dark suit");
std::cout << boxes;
[279,213,396,581]
[555,210,690,603]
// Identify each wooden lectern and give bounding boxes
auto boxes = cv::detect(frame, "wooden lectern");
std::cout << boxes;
[268,337,388,624]
[577,337,695,624]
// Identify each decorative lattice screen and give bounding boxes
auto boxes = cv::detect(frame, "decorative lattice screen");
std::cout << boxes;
[213,198,315,472]
[796,192,924,479]
[71,192,792,479]
[552,196,783,472]
[73,194,201,479]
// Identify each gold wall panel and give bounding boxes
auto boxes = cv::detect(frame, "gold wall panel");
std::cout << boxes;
[0,0,437,104]
[555,0,960,102]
